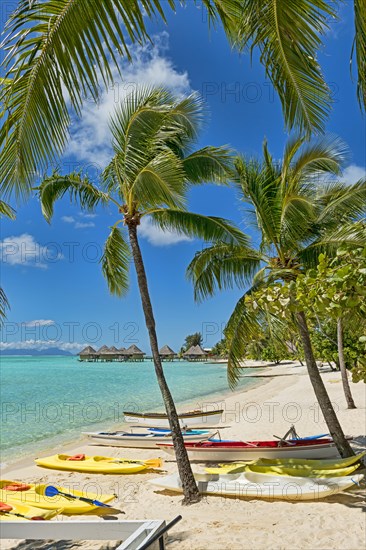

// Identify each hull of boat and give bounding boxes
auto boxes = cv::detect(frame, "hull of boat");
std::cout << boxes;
[84,430,214,448]
[123,409,223,428]
[149,472,363,500]
[158,440,340,462]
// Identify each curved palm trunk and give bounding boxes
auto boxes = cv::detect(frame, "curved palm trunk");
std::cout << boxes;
[295,311,354,458]
[337,317,356,409]
[127,223,201,504]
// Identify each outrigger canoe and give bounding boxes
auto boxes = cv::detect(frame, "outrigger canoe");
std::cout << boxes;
[149,472,363,501]
[0,500,62,521]
[83,428,215,449]
[35,454,163,474]
[0,481,116,514]
[158,438,341,461]
[123,409,224,428]
[206,452,366,474]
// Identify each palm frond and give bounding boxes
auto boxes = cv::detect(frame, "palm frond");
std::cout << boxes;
[353,0,366,111]
[236,0,335,134]
[225,289,265,388]
[149,209,249,246]
[182,146,234,184]
[290,135,348,181]
[132,151,186,210]
[0,0,175,199]
[0,201,16,220]
[187,243,261,301]
[38,172,109,222]
[316,177,366,228]
[101,225,130,296]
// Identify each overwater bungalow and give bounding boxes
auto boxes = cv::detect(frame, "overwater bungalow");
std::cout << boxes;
[124,344,146,361]
[159,345,177,361]
[78,346,98,362]
[105,346,120,361]
[96,345,110,362]
[183,345,208,362]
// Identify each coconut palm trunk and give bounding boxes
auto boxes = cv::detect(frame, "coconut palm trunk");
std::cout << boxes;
[295,311,354,457]
[127,222,201,504]
[337,317,356,409]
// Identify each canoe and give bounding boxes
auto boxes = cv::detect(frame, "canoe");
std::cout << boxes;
[83,429,214,449]
[35,454,163,474]
[0,500,62,521]
[149,472,364,501]
[207,452,366,472]
[123,409,224,428]
[0,481,116,514]
[157,439,341,462]
[205,463,361,477]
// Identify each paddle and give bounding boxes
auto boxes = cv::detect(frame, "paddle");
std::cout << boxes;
[44,486,113,508]
[0,502,45,520]
[94,457,163,469]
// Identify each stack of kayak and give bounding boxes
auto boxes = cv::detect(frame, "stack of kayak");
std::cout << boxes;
[84,427,215,448]
[149,452,365,501]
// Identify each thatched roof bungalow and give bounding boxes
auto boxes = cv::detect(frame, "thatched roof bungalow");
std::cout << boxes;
[159,345,177,361]
[78,346,98,362]
[183,345,208,362]
[125,344,146,361]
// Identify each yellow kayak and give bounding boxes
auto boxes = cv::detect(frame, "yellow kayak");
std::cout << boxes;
[0,499,61,521]
[0,480,116,514]
[205,452,366,475]
[35,454,163,474]
[205,463,360,477]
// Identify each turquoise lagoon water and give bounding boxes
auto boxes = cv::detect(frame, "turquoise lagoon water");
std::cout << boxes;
[0,356,257,464]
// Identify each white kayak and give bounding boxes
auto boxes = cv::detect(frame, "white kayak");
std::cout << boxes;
[83,428,215,449]
[149,472,363,501]
[123,409,224,428]
[157,439,341,461]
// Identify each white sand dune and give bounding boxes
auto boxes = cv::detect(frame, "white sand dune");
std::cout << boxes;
[1,362,365,549]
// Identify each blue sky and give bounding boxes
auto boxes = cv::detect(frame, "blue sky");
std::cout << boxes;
[1,3,365,354]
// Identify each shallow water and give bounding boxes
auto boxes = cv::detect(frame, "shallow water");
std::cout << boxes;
[0,355,257,463]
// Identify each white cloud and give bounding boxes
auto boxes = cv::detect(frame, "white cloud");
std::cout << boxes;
[79,212,97,219]
[61,215,95,229]
[65,32,191,168]
[74,222,95,229]
[23,320,54,327]
[138,216,192,246]
[0,234,61,269]
[342,164,366,185]
[61,216,75,223]
[0,340,85,352]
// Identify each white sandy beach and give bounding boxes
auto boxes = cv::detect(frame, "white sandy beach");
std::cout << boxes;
[1,361,365,550]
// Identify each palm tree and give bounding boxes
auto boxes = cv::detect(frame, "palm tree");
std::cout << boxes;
[2,0,364,200]
[187,135,366,458]
[38,86,248,504]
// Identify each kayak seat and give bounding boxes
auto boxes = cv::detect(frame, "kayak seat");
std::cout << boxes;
[2,483,31,492]
[66,454,86,461]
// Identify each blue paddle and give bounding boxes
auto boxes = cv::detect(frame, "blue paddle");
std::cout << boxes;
[44,485,114,508]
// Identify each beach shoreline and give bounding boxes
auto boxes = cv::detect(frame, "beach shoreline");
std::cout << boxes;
[1,361,365,550]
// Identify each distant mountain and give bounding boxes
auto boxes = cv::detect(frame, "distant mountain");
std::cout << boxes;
[1,348,74,356]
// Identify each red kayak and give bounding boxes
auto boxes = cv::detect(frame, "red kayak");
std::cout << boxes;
[157,438,340,461]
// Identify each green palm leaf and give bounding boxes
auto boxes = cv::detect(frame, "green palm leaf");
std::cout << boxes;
[182,146,234,184]
[101,225,131,296]
[38,172,110,222]
[187,243,261,301]
[149,209,249,246]
[0,201,16,220]
[236,0,335,134]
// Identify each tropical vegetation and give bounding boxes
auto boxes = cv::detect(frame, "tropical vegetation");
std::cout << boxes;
[188,135,366,457]
[37,86,249,504]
